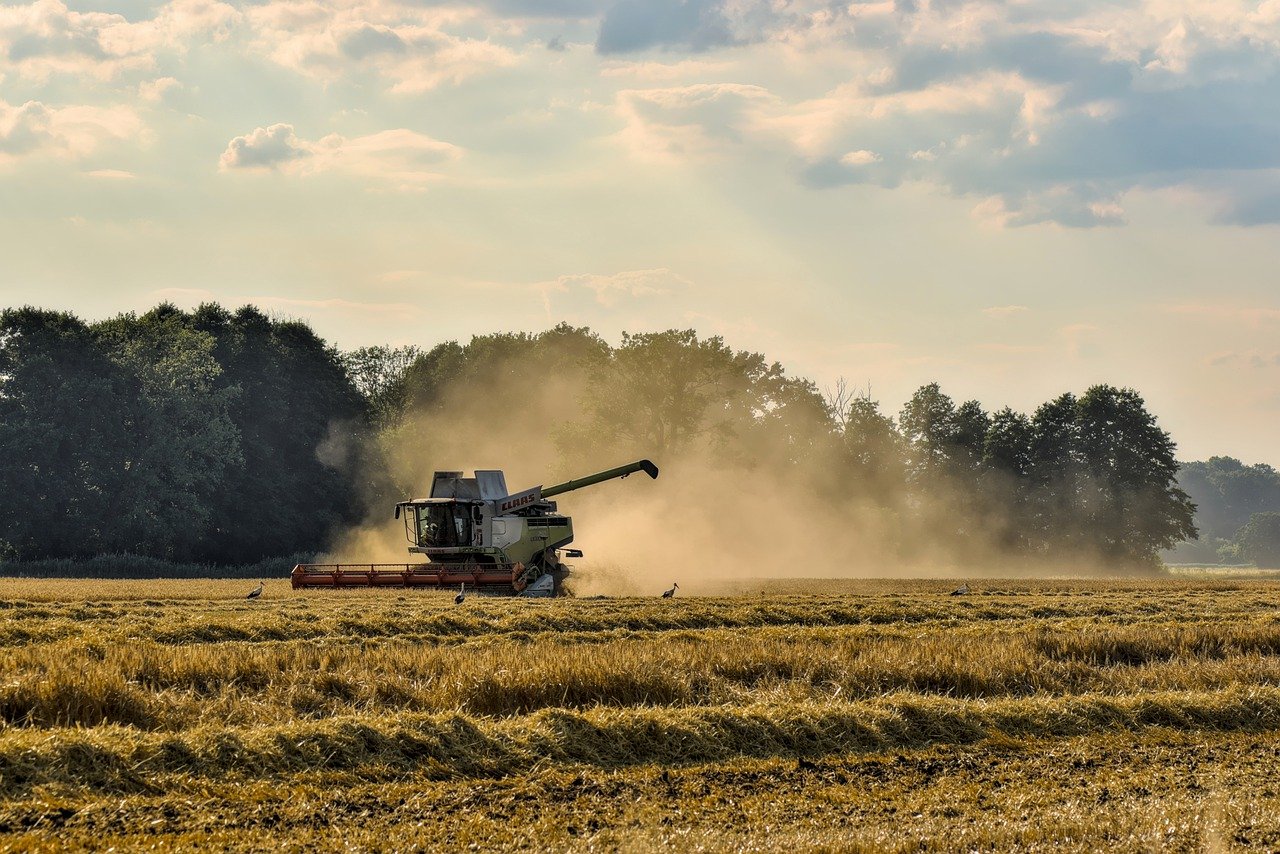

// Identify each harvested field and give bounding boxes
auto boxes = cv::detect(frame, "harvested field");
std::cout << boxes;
[2,576,1280,851]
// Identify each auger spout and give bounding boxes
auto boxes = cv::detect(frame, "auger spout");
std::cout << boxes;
[542,459,659,498]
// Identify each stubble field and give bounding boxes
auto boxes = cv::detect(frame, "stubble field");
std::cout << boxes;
[3,575,1280,852]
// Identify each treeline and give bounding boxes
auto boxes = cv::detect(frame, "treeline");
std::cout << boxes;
[1168,458,1280,566]
[350,325,1197,569]
[2,306,1204,571]
[0,305,385,564]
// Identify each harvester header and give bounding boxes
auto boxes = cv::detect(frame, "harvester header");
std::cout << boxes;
[291,459,658,597]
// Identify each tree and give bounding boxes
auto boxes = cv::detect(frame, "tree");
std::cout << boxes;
[841,394,905,503]
[571,330,782,463]
[981,407,1035,551]
[898,383,958,483]
[1236,512,1280,567]
[341,345,421,428]
[391,324,609,486]
[951,400,991,474]
[747,375,838,475]
[1176,457,1280,543]
[92,306,241,559]
[188,304,378,563]
[0,308,134,558]
[1065,386,1196,566]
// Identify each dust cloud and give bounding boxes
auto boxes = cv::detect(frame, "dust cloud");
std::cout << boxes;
[318,344,1139,594]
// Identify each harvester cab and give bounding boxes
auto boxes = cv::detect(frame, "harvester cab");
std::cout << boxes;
[291,459,658,597]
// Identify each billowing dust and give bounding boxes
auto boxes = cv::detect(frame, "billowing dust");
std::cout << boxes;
[319,354,1135,596]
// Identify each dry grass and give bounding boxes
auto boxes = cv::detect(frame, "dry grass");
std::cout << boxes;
[3,576,1280,851]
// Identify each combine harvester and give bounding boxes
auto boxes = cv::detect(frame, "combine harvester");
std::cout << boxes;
[291,460,658,597]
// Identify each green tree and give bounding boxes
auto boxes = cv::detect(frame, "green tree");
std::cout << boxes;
[898,383,957,482]
[570,330,782,463]
[1024,386,1196,566]
[981,407,1035,551]
[392,324,609,486]
[0,308,133,558]
[341,345,421,428]
[188,304,377,563]
[841,394,906,502]
[92,306,241,559]
[747,375,838,475]
[1176,457,1280,543]
[1236,512,1280,567]
[951,400,991,475]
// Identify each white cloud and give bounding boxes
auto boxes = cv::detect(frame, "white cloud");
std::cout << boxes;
[839,149,880,166]
[1060,323,1101,358]
[252,295,422,317]
[982,305,1029,318]
[537,268,690,308]
[219,123,308,170]
[587,0,1280,226]
[1163,302,1280,325]
[139,76,182,103]
[0,98,142,165]
[0,0,239,82]
[971,188,1127,229]
[152,287,216,304]
[219,123,462,190]
[614,83,778,162]
[241,1,517,93]
[83,168,136,179]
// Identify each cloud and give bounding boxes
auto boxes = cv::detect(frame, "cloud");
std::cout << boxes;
[1163,303,1280,325]
[1060,323,1100,358]
[588,0,1280,226]
[982,305,1029,318]
[6,0,1280,227]
[971,189,1126,229]
[1207,350,1280,369]
[251,296,422,317]
[0,98,142,164]
[536,268,690,309]
[840,149,881,166]
[0,0,240,82]
[138,76,182,103]
[614,82,777,161]
[83,168,136,179]
[219,123,462,189]
[241,1,518,94]
[219,123,307,170]
[152,287,216,304]
[596,0,737,55]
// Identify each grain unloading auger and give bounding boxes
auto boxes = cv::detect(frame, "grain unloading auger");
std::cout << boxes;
[291,459,658,597]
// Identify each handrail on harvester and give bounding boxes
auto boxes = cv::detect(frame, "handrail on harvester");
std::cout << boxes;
[542,459,658,499]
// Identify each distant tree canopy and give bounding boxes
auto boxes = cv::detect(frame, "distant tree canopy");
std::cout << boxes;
[1236,512,1280,568]
[0,304,381,563]
[1164,458,1280,564]
[0,308,1202,569]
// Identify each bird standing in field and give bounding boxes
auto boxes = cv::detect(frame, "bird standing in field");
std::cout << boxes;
[662,583,679,599]
[950,583,969,596]
[455,582,466,605]
[246,582,264,600]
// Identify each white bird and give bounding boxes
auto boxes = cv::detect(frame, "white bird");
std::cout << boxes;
[455,582,466,605]
[246,582,264,600]
[950,583,969,597]
[662,583,679,599]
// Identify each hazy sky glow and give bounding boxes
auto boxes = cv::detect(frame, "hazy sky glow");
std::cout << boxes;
[2,0,1278,463]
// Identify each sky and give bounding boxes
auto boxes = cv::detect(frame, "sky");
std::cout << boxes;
[1,0,1278,465]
